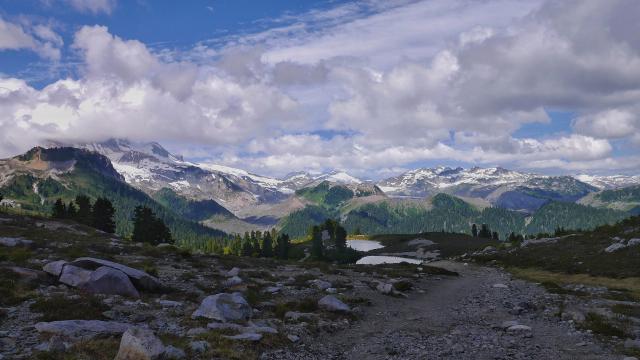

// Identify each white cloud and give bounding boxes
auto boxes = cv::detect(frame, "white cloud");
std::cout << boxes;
[0,17,62,60]
[66,0,116,15]
[2,0,640,177]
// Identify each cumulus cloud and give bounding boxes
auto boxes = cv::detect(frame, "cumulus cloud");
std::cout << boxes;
[2,0,640,177]
[0,17,62,60]
[66,0,116,15]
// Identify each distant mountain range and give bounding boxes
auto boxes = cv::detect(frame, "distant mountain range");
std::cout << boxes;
[1,138,638,237]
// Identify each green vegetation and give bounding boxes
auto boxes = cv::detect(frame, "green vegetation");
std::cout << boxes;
[31,293,109,322]
[152,187,233,222]
[280,192,629,240]
[52,195,116,233]
[0,147,228,251]
[132,205,173,245]
[295,181,355,208]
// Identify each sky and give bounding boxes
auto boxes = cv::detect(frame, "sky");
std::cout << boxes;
[1,0,639,179]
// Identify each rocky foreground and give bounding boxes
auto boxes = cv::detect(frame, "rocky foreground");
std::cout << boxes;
[1,214,639,359]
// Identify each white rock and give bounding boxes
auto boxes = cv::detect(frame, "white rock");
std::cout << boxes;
[191,292,252,322]
[35,320,131,340]
[492,283,508,289]
[376,282,394,295]
[43,260,67,278]
[318,295,350,313]
[70,257,160,291]
[163,345,186,359]
[156,299,182,308]
[58,264,92,288]
[605,242,627,253]
[287,334,300,343]
[222,276,243,288]
[115,327,165,360]
[0,237,32,247]
[226,267,240,277]
[189,340,208,353]
[223,333,262,341]
[507,325,532,332]
[84,266,140,298]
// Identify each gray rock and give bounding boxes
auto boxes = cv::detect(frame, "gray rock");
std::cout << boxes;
[625,339,640,349]
[222,276,243,288]
[309,279,332,290]
[226,267,240,277]
[206,322,245,331]
[223,333,262,341]
[35,320,131,340]
[376,282,394,295]
[318,295,350,313]
[189,340,208,353]
[163,345,186,359]
[507,324,532,332]
[605,242,627,253]
[115,327,165,360]
[58,264,92,288]
[70,257,160,291]
[0,237,32,247]
[492,283,508,289]
[84,266,140,298]
[186,328,207,336]
[284,311,318,322]
[191,292,252,322]
[156,299,182,308]
[43,260,67,278]
[287,334,300,343]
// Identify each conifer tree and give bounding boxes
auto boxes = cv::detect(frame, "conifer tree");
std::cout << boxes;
[52,198,66,219]
[335,223,347,249]
[66,201,77,218]
[276,233,290,259]
[262,231,273,257]
[75,195,92,225]
[471,224,478,237]
[92,197,116,233]
[311,225,324,259]
[492,231,499,241]
[132,205,171,244]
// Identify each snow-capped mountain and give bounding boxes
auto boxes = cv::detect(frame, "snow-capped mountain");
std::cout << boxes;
[376,166,599,212]
[377,167,534,196]
[574,174,640,190]
[281,170,363,189]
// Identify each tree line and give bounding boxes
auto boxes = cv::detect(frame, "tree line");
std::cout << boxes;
[223,229,291,260]
[52,195,172,244]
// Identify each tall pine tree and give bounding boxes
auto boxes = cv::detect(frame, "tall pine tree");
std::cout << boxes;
[92,197,116,233]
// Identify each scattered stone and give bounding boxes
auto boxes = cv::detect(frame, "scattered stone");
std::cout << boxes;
[376,282,394,295]
[605,242,627,253]
[625,338,640,349]
[285,311,318,322]
[287,334,300,343]
[222,276,243,288]
[326,287,338,294]
[58,264,92,288]
[35,320,131,340]
[492,283,508,289]
[43,260,67,278]
[0,237,33,247]
[156,299,182,308]
[318,295,350,313]
[223,333,262,341]
[226,267,240,277]
[264,286,281,294]
[189,340,208,353]
[507,324,532,333]
[115,327,165,360]
[191,292,252,322]
[84,266,140,298]
[186,328,207,336]
[163,345,186,359]
[70,257,160,291]
[309,279,332,290]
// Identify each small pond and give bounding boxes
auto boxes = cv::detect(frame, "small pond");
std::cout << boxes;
[356,256,422,265]
[347,239,385,252]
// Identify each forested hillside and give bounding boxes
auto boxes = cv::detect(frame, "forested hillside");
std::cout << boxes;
[279,193,629,239]
[0,147,227,248]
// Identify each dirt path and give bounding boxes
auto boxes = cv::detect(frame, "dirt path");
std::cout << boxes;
[268,261,622,360]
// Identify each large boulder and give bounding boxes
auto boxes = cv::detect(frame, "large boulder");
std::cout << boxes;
[191,292,252,322]
[70,257,160,291]
[318,295,351,313]
[43,260,67,278]
[58,264,92,288]
[115,327,165,360]
[35,320,131,340]
[84,266,140,298]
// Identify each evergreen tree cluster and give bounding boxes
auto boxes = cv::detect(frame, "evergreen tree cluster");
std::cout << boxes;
[222,229,291,259]
[131,205,173,245]
[310,219,355,262]
[52,195,116,233]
